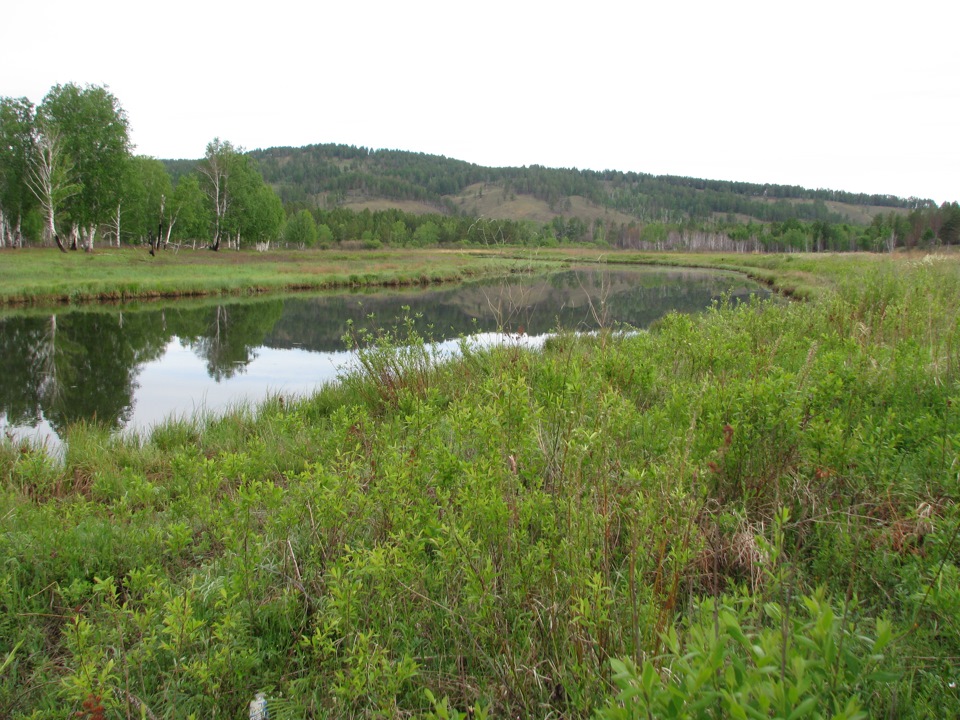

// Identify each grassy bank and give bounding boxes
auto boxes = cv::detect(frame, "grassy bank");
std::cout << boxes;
[0,243,908,308]
[0,247,544,305]
[509,247,939,300]
[2,254,960,718]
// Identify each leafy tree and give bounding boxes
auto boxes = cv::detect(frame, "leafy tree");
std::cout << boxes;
[592,218,605,244]
[26,119,77,252]
[316,223,334,248]
[224,156,284,248]
[390,219,408,245]
[197,138,237,251]
[0,96,37,248]
[283,209,318,248]
[122,156,172,247]
[640,222,668,247]
[781,227,809,251]
[938,202,960,245]
[36,83,131,251]
[169,173,210,246]
[251,184,285,245]
[566,216,588,241]
[412,220,439,247]
[199,141,283,249]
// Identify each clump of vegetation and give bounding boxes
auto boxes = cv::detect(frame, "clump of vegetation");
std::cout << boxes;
[1,254,959,718]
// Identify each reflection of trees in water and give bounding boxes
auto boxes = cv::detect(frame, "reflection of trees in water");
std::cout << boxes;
[0,311,168,433]
[0,316,48,427]
[185,300,285,381]
[0,301,285,433]
[0,268,768,433]
[264,268,768,350]
[33,315,72,421]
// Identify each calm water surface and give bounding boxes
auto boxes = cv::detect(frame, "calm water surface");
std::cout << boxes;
[0,266,768,446]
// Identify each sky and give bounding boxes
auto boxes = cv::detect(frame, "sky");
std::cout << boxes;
[3,0,958,203]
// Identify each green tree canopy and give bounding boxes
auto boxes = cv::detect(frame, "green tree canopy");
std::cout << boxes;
[283,209,319,248]
[412,220,439,247]
[169,173,210,244]
[124,156,172,245]
[37,83,131,249]
[198,140,283,249]
[0,96,38,247]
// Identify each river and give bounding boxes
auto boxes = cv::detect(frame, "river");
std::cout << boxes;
[0,265,769,447]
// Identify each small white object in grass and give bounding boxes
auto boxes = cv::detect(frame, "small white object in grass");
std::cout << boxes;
[249,692,268,719]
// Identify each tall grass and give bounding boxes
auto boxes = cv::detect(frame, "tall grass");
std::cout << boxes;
[1,254,959,718]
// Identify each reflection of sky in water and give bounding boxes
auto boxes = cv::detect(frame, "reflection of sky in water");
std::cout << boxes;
[0,333,551,450]
[128,333,547,436]
[0,339,354,449]
[1,412,59,453]
[128,339,353,432]
[0,267,767,450]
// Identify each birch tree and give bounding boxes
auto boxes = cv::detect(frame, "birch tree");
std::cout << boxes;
[198,138,236,251]
[125,156,172,248]
[169,173,209,249]
[0,96,37,248]
[224,157,284,250]
[26,122,77,252]
[37,83,131,252]
[197,141,282,251]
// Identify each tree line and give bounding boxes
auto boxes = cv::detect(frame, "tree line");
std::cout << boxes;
[264,202,960,256]
[0,84,283,252]
[2,85,957,255]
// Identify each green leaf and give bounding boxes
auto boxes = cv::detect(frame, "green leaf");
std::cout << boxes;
[786,695,819,719]
[641,660,659,694]
[865,670,901,683]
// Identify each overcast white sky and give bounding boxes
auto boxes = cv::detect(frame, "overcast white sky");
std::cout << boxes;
[3,0,958,203]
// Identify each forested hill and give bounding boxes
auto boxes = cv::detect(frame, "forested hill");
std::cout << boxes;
[229,143,935,226]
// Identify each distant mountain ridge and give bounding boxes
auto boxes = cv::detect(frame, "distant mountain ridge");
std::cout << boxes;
[164,143,936,228]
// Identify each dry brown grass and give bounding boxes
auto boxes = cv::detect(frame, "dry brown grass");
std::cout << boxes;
[823,200,909,224]
[752,197,908,224]
[450,182,639,226]
[341,198,447,215]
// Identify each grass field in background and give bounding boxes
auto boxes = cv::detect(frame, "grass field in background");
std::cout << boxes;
[0,247,538,305]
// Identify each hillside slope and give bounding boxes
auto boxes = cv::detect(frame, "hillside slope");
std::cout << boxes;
[241,143,933,226]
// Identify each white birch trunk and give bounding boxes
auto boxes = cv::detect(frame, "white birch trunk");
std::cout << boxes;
[113,203,122,247]
[199,154,229,251]
[164,217,177,248]
[83,225,96,252]
[27,126,73,252]
[48,212,59,249]
[163,192,181,250]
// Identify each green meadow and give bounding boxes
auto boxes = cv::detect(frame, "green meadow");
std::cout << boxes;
[0,248,535,305]
[1,251,959,718]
